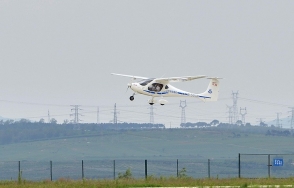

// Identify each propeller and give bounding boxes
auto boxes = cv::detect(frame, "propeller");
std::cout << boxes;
[126,83,131,93]
[126,77,136,93]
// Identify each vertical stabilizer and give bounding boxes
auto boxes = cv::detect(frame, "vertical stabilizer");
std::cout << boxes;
[198,78,221,102]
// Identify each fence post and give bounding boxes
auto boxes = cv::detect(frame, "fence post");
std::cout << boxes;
[268,154,271,178]
[145,160,147,179]
[113,160,115,180]
[238,153,241,178]
[18,161,20,181]
[50,161,52,181]
[18,161,20,175]
[208,159,210,178]
[82,160,84,179]
[177,159,178,177]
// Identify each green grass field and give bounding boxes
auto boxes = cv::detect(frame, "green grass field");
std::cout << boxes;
[1,177,294,188]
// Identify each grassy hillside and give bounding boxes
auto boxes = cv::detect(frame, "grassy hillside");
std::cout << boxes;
[1,127,293,161]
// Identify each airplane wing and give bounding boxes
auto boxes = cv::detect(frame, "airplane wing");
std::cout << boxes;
[111,73,148,80]
[153,75,207,84]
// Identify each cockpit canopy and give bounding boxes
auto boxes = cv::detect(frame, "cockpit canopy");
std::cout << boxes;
[139,78,154,86]
[139,78,164,92]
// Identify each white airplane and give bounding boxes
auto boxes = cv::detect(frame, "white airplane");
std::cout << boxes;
[111,73,221,105]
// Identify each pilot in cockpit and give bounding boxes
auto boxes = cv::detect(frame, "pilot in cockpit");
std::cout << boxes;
[156,85,161,92]
[148,83,163,92]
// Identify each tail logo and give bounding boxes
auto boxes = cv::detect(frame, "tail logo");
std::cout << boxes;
[208,89,212,94]
[212,82,218,86]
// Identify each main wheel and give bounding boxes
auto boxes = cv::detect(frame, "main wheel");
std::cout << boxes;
[149,103,154,105]
[130,96,134,101]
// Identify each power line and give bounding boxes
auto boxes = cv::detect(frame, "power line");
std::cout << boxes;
[0,96,290,109]
[0,97,231,108]
[1,95,292,125]
[238,97,291,107]
[0,99,70,107]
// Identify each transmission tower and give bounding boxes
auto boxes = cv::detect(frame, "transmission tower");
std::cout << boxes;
[289,107,294,133]
[276,112,282,128]
[227,105,233,124]
[232,91,239,123]
[97,107,99,124]
[70,105,83,130]
[240,107,247,125]
[70,105,82,124]
[179,100,187,125]
[48,110,50,123]
[149,105,154,124]
[112,103,118,124]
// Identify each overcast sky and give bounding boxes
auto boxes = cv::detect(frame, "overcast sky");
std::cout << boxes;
[0,1,293,127]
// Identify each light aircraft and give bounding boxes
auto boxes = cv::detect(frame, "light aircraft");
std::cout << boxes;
[111,73,221,105]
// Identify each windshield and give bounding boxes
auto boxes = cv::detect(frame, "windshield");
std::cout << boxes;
[139,78,154,86]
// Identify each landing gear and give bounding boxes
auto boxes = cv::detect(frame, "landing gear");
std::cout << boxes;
[158,99,168,105]
[129,93,135,101]
[148,98,155,105]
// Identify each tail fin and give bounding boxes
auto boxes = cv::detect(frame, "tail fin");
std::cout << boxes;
[198,78,221,102]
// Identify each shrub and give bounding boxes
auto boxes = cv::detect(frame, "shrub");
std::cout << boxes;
[118,168,132,179]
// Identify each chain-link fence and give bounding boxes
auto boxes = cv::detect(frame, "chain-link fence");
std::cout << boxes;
[239,154,294,178]
[1,155,293,181]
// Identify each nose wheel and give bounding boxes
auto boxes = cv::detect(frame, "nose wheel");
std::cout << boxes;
[129,96,134,101]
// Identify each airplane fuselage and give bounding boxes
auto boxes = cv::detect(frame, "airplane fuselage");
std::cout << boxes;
[130,82,199,98]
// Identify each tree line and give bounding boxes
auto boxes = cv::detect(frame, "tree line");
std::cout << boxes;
[0,119,165,145]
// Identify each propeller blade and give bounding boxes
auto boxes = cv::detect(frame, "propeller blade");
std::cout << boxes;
[126,83,131,93]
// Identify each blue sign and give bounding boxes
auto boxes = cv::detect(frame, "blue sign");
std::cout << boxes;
[273,159,283,166]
